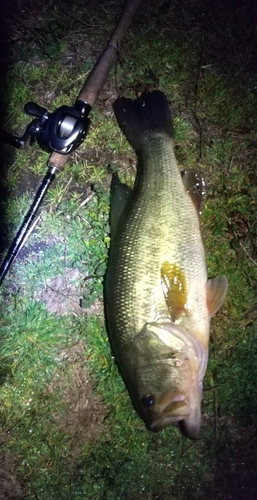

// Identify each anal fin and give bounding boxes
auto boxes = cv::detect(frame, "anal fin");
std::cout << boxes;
[110,172,132,235]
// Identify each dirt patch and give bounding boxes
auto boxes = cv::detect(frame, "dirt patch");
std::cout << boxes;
[39,268,84,316]
[0,457,24,500]
[49,341,108,466]
[38,268,103,316]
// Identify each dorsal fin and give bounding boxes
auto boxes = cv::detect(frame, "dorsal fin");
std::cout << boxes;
[181,170,207,215]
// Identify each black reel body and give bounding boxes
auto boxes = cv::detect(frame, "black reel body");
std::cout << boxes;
[2,100,91,155]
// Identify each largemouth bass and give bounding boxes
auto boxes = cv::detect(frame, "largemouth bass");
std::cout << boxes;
[105,90,228,439]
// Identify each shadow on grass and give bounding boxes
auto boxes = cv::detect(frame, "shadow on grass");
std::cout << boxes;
[0,3,28,499]
[0,0,32,256]
[198,324,257,500]
[0,3,14,255]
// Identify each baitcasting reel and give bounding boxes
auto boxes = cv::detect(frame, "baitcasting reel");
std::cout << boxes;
[1,100,91,154]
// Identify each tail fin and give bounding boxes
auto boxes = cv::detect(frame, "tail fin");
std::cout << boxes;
[113,90,174,152]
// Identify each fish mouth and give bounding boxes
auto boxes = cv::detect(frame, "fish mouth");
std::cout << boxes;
[149,395,201,439]
[149,389,202,439]
[149,394,189,431]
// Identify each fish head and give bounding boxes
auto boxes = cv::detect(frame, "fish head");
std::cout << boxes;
[128,322,208,439]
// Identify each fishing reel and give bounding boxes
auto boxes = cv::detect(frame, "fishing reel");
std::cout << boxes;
[1,100,91,154]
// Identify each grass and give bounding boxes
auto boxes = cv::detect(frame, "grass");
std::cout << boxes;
[0,0,257,498]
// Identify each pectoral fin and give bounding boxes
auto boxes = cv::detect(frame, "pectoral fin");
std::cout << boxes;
[206,276,228,317]
[161,262,188,322]
[181,170,207,215]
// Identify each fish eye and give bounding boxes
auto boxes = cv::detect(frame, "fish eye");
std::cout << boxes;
[141,394,155,408]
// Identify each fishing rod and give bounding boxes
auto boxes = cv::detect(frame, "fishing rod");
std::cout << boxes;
[0,0,142,286]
